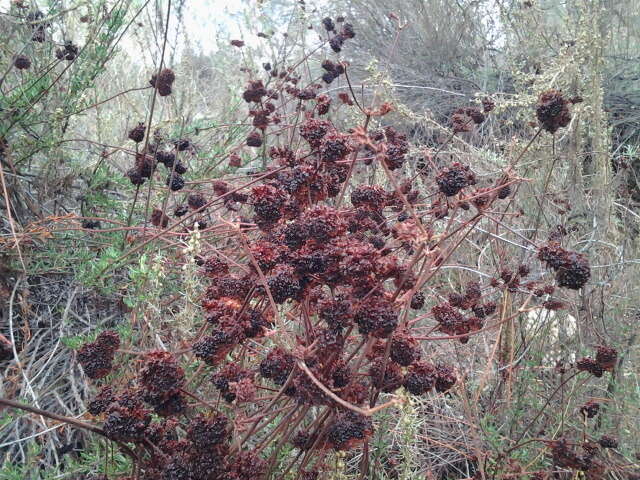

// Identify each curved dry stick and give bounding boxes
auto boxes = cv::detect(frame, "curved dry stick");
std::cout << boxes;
[0,157,26,271]
[0,397,103,435]
[0,397,141,465]
[296,361,402,417]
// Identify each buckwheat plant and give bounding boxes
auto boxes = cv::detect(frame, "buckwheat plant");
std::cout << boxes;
[1,11,629,480]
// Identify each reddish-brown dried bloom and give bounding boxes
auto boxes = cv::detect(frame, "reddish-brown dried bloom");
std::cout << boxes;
[322,70,338,84]
[145,390,186,417]
[453,107,485,129]
[327,411,373,451]
[166,173,185,191]
[329,35,345,53]
[463,281,481,307]
[451,112,474,133]
[174,161,187,174]
[293,370,330,405]
[230,39,245,47]
[390,331,421,366]
[102,404,151,442]
[96,330,120,351]
[351,185,387,210]
[226,451,267,480]
[149,68,175,96]
[536,89,571,134]
[471,187,492,210]
[354,296,398,337]
[202,256,229,278]
[228,376,257,403]
[319,295,353,330]
[538,242,566,270]
[259,347,294,386]
[55,41,79,61]
[173,138,192,152]
[135,152,156,179]
[436,162,476,197]
[155,150,175,168]
[14,55,31,70]
[128,122,145,143]
[576,357,603,377]
[338,92,354,105]
[319,134,350,162]
[595,346,617,371]
[538,242,590,290]
[369,359,404,393]
[556,251,590,290]
[322,17,335,31]
[249,240,281,271]
[210,181,230,198]
[187,414,228,449]
[543,300,566,311]
[432,302,467,337]
[229,153,242,167]
[150,208,169,228]
[403,361,436,395]
[77,331,119,379]
[212,363,254,403]
[265,264,301,303]
[192,331,234,366]
[300,117,332,148]
[549,438,590,470]
[580,401,600,419]
[296,87,318,101]
[174,204,188,217]
[303,205,348,241]
[187,193,207,210]
[88,386,116,415]
[472,302,496,319]
[246,131,263,147]
[341,23,356,39]
[316,94,331,115]
[331,360,351,388]
[498,185,511,199]
[433,364,457,393]
[482,97,495,113]
[242,80,267,103]
[139,351,185,395]
[581,440,600,457]
[250,184,285,226]
[340,381,369,406]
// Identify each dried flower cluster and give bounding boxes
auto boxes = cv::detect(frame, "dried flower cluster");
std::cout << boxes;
[72,14,607,480]
[77,330,120,379]
[576,345,618,377]
[538,242,591,290]
[149,68,176,96]
[536,89,572,134]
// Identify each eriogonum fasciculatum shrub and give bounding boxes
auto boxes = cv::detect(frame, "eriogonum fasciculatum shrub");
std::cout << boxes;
[69,17,624,480]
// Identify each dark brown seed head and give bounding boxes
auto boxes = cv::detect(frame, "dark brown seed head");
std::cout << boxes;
[14,55,31,70]
[246,131,263,147]
[128,122,145,143]
[598,435,618,449]
[139,351,185,394]
[579,400,600,419]
[536,89,571,134]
